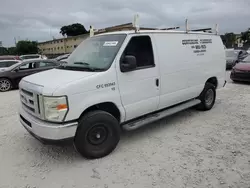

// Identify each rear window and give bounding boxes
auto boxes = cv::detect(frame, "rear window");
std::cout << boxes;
[20,55,40,60]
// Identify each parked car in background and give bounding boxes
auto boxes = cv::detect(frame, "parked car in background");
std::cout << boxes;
[55,53,70,61]
[0,59,61,92]
[235,50,248,63]
[0,60,22,72]
[225,49,237,69]
[0,55,21,60]
[20,54,47,61]
[231,55,250,82]
[225,49,248,69]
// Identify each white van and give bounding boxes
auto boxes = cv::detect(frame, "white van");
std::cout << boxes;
[19,29,226,159]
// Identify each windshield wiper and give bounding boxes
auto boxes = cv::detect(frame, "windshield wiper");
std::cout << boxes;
[73,62,90,66]
[57,65,105,72]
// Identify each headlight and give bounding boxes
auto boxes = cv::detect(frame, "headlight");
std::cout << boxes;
[43,96,68,122]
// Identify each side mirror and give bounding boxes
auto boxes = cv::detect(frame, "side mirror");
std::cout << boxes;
[14,68,19,72]
[120,55,137,72]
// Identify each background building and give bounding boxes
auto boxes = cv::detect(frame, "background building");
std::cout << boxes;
[38,34,88,57]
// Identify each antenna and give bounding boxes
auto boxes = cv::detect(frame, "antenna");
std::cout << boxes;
[185,19,189,33]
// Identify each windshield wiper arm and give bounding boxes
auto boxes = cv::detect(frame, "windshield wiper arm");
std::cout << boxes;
[73,62,90,66]
[57,65,104,72]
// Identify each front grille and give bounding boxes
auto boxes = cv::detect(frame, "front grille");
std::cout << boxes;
[20,88,42,119]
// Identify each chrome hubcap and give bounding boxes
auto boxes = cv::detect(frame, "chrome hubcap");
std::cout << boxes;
[0,80,11,92]
[205,89,214,106]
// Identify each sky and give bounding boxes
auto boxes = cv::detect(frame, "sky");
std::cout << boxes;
[0,0,250,47]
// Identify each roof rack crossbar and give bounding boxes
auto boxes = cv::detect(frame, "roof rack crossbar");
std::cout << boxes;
[190,28,212,32]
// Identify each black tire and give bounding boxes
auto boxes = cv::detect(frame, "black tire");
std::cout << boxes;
[0,78,12,92]
[74,110,120,159]
[196,83,216,111]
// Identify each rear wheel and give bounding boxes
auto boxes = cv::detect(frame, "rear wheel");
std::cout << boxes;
[0,78,12,92]
[196,83,216,111]
[74,110,120,159]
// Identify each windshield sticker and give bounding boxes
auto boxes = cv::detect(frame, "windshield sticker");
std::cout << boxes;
[103,41,118,46]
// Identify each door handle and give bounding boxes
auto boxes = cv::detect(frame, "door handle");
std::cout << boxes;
[156,78,159,87]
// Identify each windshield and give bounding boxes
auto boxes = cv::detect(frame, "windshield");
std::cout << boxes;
[242,55,250,62]
[0,61,18,68]
[6,62,22,71]
[62,34,126,71]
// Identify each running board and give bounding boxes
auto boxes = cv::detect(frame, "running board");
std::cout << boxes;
[122,99,201,131]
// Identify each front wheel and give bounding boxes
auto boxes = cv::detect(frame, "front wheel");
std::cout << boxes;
[196,83,216,111]
[0,78,12,92]
[74,110,120,159]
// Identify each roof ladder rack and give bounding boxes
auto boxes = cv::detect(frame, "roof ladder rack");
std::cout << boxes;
[89,15,219,36]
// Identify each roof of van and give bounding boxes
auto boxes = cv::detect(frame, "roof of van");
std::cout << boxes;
[96,30,217,36]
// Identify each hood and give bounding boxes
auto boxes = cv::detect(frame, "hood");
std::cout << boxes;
[22,68,97,93]
[234,62,250,71]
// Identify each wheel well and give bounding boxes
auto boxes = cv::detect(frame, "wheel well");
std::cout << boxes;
[80,102,121,122]
[206,77,218,89]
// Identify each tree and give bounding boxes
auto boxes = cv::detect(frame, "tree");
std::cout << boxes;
[0,47,8,55]
[220,33,236,48]
[6,47,17,55]
[60,23,88,37]
[241,28,250,44]
[15,40,38,55]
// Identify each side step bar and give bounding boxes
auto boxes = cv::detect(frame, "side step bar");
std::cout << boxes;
[122,99,201,131]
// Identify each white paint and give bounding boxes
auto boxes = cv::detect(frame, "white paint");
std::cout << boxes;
[18,29,226,140]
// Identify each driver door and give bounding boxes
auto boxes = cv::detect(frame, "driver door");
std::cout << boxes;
[116,35,160,121]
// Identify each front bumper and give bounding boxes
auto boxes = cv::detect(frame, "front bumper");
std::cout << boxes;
[19,107,78,142]
[230,71,250,82]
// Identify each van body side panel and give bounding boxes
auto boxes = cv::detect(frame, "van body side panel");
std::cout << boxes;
[154,33,225,110]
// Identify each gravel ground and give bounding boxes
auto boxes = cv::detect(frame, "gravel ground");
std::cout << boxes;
[0,72,250,188]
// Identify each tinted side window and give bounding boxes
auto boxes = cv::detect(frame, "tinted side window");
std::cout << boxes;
[21,55,40,60]
[122,36,154,68]
[19,63,36,70]
[38,61,55,67]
